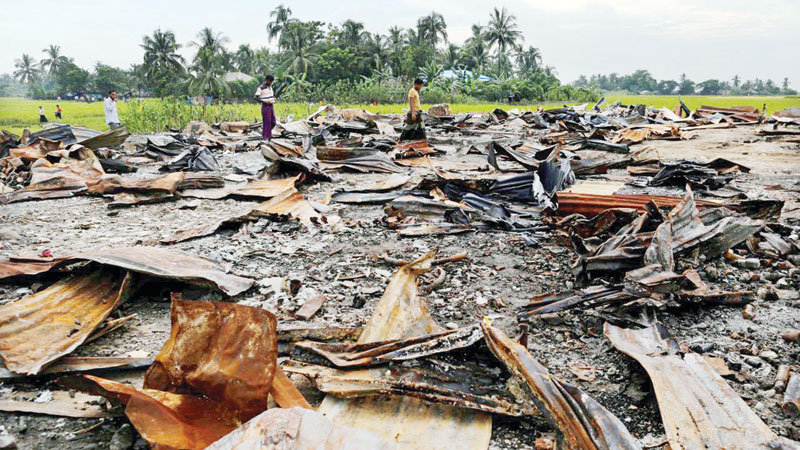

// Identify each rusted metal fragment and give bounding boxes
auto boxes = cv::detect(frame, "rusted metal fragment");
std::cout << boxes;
[0,390,108,418]
[62,300,307,450]
[108,191,174,208]
[248,186,334,227]
[78,124,130,150]
[180,175,299,200]
[294,293,327,320]
[555,192,721,218]
[206,407,397,450]
[270,367,313,409]
[0,356,151,379]
[393,139,436,158]
[520,285,633,317]
[605,322,783,450]
[0,160,88,205]
[0,270,131,375]
[343,173,411,192]
[316,252,492,450]
[86,172,185,195]
[294,325,483,368]
[483,324,640,450]
[0,260,62,279]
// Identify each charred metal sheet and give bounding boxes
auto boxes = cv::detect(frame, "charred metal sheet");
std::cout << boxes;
[344,173,411,192]
[554,192,721,218]
[0,390,107,418]
[332,191,405,204]
[248,187,335,227]
[0,164,88,205]
[0,356,152,379]
[0,260,61,279]
[483,324,640,450]
[61,300,305,450]
[180,175,299,200]
[206,407,396,449]
[605,322,783,450]
[519,285,632,317]
[77,125,130,150]
[315,252,492,450]
[0,270,131,375]
[86,172,185,195]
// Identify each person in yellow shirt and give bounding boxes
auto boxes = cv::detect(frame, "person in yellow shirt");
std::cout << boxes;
[400,78,426,141]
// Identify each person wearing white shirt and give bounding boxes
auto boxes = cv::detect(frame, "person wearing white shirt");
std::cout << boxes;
[104,90,120,130]
[254,75,277,140]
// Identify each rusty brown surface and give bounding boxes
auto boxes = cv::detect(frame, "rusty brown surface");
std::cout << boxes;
[554,192,722,218]
[482,324,641,450]
[783,374,800,418]
[180,175,299,200]
[86,172,185,195]
[0,270,131,375]
[0,260,61,279]
[61,300,305,450]
[605,322,782,450]
[0,356,151,379]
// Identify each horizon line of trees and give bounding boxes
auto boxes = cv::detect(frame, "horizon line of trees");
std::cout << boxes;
[572,70,796,96]
[4,6,601,104]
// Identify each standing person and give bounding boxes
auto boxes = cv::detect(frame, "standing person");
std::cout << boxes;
[38,106,48,123]
[400,78,425,141]
[255,75,277,140]
[55,104,63,120]
[104,90,121,130]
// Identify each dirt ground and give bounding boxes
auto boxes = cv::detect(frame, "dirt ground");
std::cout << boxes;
[0,124,799,449]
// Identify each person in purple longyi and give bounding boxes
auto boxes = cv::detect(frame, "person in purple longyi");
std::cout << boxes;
[254,75,277,140]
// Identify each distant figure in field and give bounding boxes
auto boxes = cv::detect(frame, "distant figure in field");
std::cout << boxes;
[55,104,62,120]
[255,75,277,140]
[38,106,47,123]
[104,90,120,130]
[400,78,425,141]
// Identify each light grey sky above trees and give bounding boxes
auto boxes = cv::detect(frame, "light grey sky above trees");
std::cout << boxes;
[4,0,798,85]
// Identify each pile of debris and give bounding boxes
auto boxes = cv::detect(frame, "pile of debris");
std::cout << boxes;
[0,99,799,449]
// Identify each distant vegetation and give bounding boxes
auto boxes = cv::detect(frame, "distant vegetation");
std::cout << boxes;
[573,70,796,96]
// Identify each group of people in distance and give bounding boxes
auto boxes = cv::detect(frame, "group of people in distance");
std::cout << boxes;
[35,76,427,138]
[253,75,426,141]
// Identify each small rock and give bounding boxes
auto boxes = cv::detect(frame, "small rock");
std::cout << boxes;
[704,266,719,281]
[762,271,781,282]
[742,304,756,320]
[788,254,800,266]
[0,434,17,449]
[744,355,763,368]
[759,350,778,362]
[690,342,715,353]
[754,401,765,411]
[736,258,761,270]
[444,322,459,330]
[109,424,135,450]
[757,286,779,301]
[776,278,789,287]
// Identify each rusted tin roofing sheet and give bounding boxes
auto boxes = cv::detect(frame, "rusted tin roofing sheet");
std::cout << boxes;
[605,322,783,450]
[555,192,722,218]
[0,270,130,375]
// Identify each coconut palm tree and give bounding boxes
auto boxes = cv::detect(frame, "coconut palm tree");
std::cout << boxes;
[486,7,522,56]
[732,75,740,89]
[515,46,541,73]
[40,45,69,76]
[266,5,297,46]
[13,54,39,85]
[280,21,322,75]
[439,44,460,69]
[140,28,186,80]
[191,27,229,60]
[234,44,255,74]
[341,20,367,49]
[189,48,230,97]
[366,35,391,68]
[417,12,447,48]
[404,27,424,47]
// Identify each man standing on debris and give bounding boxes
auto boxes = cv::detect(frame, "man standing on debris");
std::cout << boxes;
[400,78,425,141]
[104,90,121,130]
[255,75,277,140]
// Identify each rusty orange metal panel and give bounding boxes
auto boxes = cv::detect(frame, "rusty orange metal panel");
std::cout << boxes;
[555,192,722,218]
[0,270,130,375]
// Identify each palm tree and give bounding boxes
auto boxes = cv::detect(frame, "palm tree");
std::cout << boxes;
[341,20,367,48]
[189,48,230,97]
[404,27,424,47]
[439,44,460,69]
[235,44,255,74]
[515,46,541,73]
[732,74,740,88]
[191,27,229,60]
[366,35,391,68]
[486,7,522,56]
[13,54,39,85]
[417,12,447,48]
[266,5,297,46]
[280,21,322,75]
[40,45,68,76]
[140,28,186,80]
[783,77,790,91]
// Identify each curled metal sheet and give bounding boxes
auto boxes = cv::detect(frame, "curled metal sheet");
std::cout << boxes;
[482,324,641,450]
[605,322,783,450]
[0,270,131,375]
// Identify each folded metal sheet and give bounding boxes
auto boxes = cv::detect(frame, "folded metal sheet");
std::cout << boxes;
[206,407,397,450]
[483,324,641,450]
[0,260,62,279]
[316,252,492,450]
[61,300,307,450]
[555,192,722,218]
[180,175,299,200]
[77,125,130,150]
[605,322,783,450]
[86,172,185,195]
[0,356,152,379]
[0,270,131,375]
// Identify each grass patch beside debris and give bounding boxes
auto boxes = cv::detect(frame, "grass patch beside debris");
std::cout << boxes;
[1,95,798,135]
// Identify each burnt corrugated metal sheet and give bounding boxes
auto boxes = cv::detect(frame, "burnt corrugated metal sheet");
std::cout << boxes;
[555,192,722,217]
[0,270,130,375]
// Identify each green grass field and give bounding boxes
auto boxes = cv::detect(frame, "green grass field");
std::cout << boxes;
[1,95,799,136]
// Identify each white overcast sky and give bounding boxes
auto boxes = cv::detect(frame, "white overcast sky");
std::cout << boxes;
[4,0,799,86]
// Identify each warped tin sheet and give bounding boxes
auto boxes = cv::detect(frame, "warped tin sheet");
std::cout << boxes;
[316,252,492,450]
[0,270,131,375]
[605,322,783,450]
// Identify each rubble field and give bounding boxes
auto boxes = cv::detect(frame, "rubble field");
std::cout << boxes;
[0,102,799,450]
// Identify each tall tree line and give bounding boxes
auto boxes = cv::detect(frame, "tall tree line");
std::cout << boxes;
[572,70,796,96]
